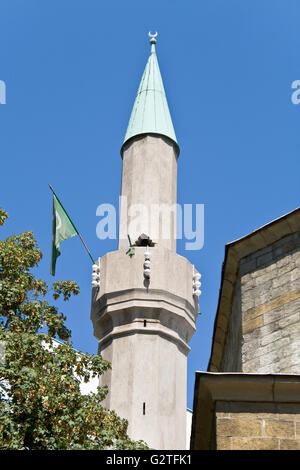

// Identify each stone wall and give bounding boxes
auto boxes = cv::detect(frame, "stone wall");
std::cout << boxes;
[221,279,242,371]
[222,232,300,373]
[241,232,300,373]
[216,401,300,450]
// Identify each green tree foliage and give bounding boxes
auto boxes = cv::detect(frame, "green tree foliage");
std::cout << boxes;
[0,208,147,449]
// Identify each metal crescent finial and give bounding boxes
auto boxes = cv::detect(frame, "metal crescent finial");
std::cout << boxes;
[148,31,158,45]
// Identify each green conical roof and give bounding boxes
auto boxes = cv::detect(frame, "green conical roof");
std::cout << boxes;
[121,37,179,156]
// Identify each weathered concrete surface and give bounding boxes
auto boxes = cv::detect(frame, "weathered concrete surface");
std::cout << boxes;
[91,246,198,449]
[92,128,199,449]
[100,327,188,449]
[216,401,300,450]
[119,135,178,251]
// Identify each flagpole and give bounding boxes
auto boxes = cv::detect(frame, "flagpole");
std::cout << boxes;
[49,184,95,264]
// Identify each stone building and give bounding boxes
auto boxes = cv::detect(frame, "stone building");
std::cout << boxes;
[191,207,300,450]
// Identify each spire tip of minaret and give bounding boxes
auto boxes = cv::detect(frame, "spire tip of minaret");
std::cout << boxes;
[148,31,158,46]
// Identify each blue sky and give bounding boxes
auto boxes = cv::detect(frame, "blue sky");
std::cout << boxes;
[1,0,299,410]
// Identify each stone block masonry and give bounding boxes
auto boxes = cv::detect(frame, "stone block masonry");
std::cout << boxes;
[240,232,300,373]
[216,401,300,450]
[221,231,300,373]
[194,209,300,451]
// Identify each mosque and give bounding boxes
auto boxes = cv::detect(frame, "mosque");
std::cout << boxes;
[90,34,300,450]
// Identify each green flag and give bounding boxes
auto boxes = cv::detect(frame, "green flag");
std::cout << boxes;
[51,193,78,276]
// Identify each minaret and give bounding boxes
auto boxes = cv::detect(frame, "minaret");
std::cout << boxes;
[119,33,179,252]
[91,34,199,450]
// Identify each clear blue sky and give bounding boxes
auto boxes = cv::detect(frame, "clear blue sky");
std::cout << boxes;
[1,0,299,410]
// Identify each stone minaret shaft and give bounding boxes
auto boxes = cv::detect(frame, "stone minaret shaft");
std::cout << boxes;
[91,36,198,450]
[119,134,178,251]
